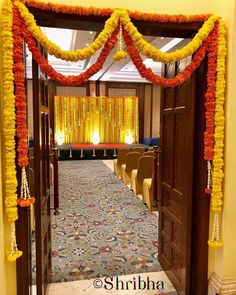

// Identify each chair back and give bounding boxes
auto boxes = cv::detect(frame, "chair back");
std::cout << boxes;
[143,151,154,157]
[117,148,131,166]
[125,152,142,173]
[137,156,153,183]
[132,147,145,154]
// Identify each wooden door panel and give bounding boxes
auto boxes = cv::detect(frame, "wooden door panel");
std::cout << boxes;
[173,113,185,193]
[159,58,196,295]
[33,52,51,295]
[162,115,174,186]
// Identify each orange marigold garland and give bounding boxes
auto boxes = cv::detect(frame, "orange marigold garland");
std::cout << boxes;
[21,17,119,85]
[122,28,209,87]
[204,23,218,194]
[13,8,35,207]
[22,0,210,23]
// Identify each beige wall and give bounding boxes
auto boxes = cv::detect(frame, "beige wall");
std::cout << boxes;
[1,0,236,294]
[144,85,161,138]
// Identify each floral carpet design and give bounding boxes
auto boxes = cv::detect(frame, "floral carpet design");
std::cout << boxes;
[51,160,161,282]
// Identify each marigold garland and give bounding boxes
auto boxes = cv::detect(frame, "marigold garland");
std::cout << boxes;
[15,1,216,64]
[15,0,121,62]
[21,0,210,23]
[208,18,226,247]
[120,12,219,63]
[13,8,35,207]
[123,28,210,87]
[1,0,22,262]
[204,23,218,195]
[21,17,119,85]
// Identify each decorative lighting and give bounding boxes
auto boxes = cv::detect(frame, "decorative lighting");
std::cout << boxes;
[93,131,100,145]
[125,131,133,144]
[89,31,93,34]
[56,132,64,145]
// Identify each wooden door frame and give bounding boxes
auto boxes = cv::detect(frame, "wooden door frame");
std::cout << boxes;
[16,8,209,295]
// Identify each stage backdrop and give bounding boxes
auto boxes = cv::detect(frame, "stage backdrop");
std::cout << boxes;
[54,96,139,144]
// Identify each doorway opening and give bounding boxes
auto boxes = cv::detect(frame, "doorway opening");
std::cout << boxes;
[16,7,210,295]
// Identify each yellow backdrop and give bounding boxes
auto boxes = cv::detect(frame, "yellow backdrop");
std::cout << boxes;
[54,96,139,144]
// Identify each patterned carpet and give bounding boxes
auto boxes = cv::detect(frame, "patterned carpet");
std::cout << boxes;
[51,160,161,282]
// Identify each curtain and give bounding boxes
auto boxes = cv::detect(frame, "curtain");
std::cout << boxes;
[54,96,139,144]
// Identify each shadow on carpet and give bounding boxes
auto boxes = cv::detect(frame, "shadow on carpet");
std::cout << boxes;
[51,160,161,282]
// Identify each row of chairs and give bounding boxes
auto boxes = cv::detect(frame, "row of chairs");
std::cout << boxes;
[113,148,154,210]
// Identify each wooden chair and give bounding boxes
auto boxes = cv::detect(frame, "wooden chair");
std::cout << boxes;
[131,156,153,195]
[143,178,153,210]
[132,147,145,154]
[113,148,131,177]
[143,151,154,157]
[121,152,142,185]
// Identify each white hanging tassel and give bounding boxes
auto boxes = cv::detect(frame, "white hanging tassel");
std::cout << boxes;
[7,222,22,262]
[208,211,223,247]
[113,22,127,61]
[205,160,212,194]
[17,167,35,207]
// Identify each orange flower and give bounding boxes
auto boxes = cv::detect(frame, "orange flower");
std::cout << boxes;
[13,8,29,167]
[122,28,210,87]
[20,11,119,85]
[22,0,210,23]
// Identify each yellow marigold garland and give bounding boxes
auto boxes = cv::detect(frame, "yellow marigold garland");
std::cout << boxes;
[208,18,226,247]
[15,0,121,62]
[1,0,22,262]
[120,11,219,63]
[15,0,220,65]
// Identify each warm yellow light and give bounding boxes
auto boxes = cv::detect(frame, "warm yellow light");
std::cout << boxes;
[56,132,64,145]
[93,131,100,145]
[125,131,133,144]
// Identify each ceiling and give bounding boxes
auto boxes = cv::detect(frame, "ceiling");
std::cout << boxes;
[26,27,189,82]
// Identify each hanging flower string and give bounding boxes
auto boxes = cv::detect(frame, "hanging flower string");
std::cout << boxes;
[15,1,217,64]
[204,22,218,194]
[21,0,211,23]
[122,28,210,87]
[15,0,121,62]
[113,23,127,61]
[1,0,22,262]
[20,12,119,85]
[13,8,35,207]
[208,18,226,247]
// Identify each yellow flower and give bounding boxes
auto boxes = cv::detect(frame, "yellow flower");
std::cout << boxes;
[120,12,219,63]
[15,1,121,62]
[113,50,128,61]
[1,0,21,261]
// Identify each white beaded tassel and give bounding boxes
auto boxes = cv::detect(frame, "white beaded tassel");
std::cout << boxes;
[209,211,223,247]
[10,222,18,255]
[206,160,212,192]
[21,167,30,200]
[7,222,22,262]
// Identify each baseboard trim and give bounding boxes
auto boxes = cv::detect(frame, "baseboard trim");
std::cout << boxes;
[208,272,236,295]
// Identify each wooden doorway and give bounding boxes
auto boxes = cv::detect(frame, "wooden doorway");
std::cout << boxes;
[158,58,209,295]
[16,8,210,295]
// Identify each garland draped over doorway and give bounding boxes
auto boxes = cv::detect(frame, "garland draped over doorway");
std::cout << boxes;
[1,0,226,261]
[54,96,139,144]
